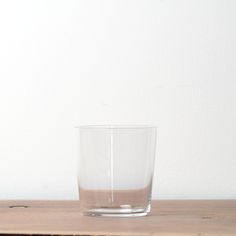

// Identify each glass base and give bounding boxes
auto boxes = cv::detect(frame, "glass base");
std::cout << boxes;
[82,204,150,217]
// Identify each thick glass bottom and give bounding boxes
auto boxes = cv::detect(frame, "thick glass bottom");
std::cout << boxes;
[82,203,151,217]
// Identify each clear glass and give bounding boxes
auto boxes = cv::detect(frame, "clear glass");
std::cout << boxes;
[77,125,157,217]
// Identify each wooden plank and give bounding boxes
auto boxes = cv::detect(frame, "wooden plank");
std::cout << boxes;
[0,200,235,235]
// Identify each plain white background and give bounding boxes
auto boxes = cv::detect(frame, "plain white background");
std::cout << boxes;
[0,0,235,199]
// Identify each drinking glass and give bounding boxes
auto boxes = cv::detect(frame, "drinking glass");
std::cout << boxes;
[77,125,156,217]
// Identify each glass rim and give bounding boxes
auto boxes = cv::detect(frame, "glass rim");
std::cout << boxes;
[75,125,157,130]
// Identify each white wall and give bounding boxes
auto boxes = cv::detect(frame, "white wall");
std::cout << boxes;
[0,0,236,200]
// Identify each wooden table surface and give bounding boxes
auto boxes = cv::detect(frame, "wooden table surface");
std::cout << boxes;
[0,200,235,235]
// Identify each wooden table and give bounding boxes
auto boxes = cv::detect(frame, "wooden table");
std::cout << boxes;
[0,200,235,235]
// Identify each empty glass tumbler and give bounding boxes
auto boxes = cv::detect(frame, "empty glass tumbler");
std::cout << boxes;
[77,125,157,217]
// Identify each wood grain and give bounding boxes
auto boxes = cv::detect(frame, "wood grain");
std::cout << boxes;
[0,200,235,235]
